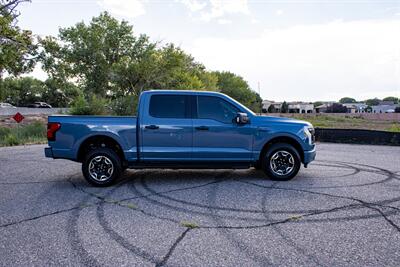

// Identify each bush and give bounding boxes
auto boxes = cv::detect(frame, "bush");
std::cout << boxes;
[110,95,138,116]
[18,121,46,140]
[0,122,46,147]
[70,95,109,115]
[3,134,20,146]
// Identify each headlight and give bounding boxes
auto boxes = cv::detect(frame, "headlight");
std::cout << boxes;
[303,126,315,145]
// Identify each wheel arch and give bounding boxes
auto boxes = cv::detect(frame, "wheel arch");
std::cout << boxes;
[259,135,304,163]
[76,134,126,164]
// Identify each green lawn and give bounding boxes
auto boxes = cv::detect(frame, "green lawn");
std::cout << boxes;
[281,114,400,132]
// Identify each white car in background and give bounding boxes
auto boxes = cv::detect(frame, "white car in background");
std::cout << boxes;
[0,103,16,108]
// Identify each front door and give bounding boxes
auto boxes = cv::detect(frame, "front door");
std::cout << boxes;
[140,94,192,161]
[192,95,254,162]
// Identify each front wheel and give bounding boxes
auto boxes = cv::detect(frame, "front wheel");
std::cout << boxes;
[82,148,122,187]
[262,143,301,181]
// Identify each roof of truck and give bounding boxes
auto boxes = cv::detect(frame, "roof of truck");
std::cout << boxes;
[144,90,225,96]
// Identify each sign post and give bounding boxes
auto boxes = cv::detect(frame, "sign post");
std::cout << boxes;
[12,112,24,140]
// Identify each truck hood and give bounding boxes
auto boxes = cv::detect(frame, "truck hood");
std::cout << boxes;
[252,115,312,127]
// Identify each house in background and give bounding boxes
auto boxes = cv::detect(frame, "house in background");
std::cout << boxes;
[262,100,314,113]
[372,101,399,113]
[288,102,314,113]
[342,103,368,113]
[262,100,283,113]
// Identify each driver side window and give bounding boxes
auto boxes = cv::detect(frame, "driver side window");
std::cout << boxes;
[197,96,239,124]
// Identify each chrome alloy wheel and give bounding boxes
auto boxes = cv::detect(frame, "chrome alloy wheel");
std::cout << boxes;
[88,156,114,182]
[269,150,295,176]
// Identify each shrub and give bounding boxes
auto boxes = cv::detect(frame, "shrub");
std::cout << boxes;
[0,122,46,147]
[70,95,109,115]
[3,134,20,146]
[110,95,138,116]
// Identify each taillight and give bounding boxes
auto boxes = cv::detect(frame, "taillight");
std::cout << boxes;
[47,122,61,141]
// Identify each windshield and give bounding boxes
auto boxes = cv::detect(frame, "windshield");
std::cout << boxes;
[225,95,256,116]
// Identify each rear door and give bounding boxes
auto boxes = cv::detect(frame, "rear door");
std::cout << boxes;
[192,95,254,162]
[140,94,192,161]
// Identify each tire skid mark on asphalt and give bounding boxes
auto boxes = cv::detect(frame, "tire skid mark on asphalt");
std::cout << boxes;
[0,180,69,185]
[205,171,274,266]
[135,165,400,223]
[128,162,400,228]
[241,180,400,233]
[287,161,395,189]
[0,173,97,228]
[117,173,229,203]
[155,228,191,267]
[4,158,400,266]
[311,162,360,178]
[69,170,194,265]
[95,172,161,265]
[0,205,83,228]
[66,174,133,267]
[261,181,324,266]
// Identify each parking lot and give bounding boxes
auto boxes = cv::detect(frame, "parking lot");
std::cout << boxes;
[1,143,400,266]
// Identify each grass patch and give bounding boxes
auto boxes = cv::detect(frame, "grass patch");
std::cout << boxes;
[0,121,47,147]
[288,215,303,221]
[279,114,400,132]
[387,124,400,133]
[180,221,199,229]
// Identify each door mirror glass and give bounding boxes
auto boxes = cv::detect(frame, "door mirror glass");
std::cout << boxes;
[235,112,249,124]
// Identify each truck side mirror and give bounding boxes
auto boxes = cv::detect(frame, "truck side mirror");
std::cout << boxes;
[235,112,249,124]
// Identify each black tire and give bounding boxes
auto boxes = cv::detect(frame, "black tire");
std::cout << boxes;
[262,143,301,181]
[253,161,262,170]
[82,148,122,187]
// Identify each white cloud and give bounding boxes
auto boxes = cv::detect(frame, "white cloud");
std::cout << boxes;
[186,19,400,101]
[179,0,250,22]
[178,0,207,12]
[275,9,283,16]
[217,18,232,24]
[97,0,146,18]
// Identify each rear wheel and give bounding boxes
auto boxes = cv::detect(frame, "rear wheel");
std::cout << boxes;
[262,143,301,181]
[82,148,122,187]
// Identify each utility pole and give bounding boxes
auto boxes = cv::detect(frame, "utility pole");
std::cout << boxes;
[258,82,262,115]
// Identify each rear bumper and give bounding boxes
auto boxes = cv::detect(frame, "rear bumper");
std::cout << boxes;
[44,147,53,158]
[303,147,316,166]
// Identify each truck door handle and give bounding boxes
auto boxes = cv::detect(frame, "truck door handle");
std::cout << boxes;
[145,125,159,130]
[195,126,209,131]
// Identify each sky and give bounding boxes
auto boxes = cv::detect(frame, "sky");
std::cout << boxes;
[17,0,400,102]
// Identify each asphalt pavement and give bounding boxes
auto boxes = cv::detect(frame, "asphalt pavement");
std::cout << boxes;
[1,143,400,266]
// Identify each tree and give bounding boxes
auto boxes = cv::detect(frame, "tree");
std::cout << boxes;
[313,101,323,107]
[42,78,81,107]
[365,98,380,106]
[39,12,262,113]
[40,12,144,97]
[382,96,399,104]
[326,103,347,113]
[281,101,288,113]
[395,107,400,113]
[339,97,356,104]
[40,13,220,111]
[0,77,44,106]
[0,0,38,79]
[213,71,262,112]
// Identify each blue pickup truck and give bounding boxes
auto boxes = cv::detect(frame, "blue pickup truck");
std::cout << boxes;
[45,90,316,186]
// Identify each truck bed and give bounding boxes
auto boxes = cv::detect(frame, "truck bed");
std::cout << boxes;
[47,115,137,161]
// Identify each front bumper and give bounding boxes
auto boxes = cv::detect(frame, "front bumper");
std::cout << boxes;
[44,147,53,158]
[303,146,316,167]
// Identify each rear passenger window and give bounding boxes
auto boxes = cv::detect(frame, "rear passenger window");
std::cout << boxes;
[149,95,188,118]
[197,96,239,123]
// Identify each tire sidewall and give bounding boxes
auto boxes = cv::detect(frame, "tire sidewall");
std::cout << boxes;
[82,148,122,187]
[262,143,301,181]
